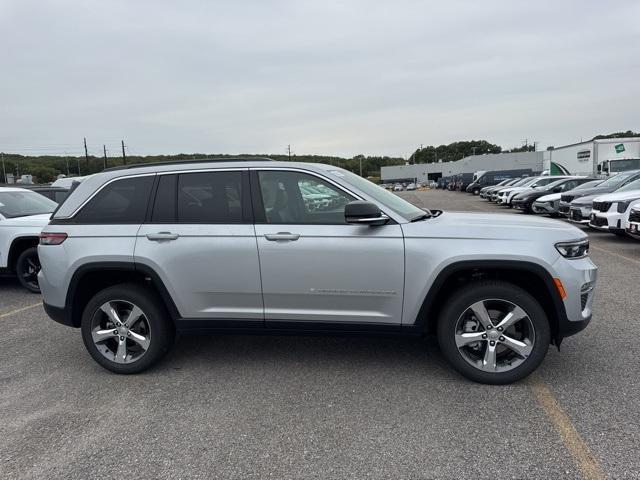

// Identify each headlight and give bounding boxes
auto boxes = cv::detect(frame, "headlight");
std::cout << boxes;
[555,239,589,259]
[617,201,634,213]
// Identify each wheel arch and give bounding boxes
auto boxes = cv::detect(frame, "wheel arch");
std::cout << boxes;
[416,260,567,345]
[8,236,40,272]
[65,262,180,328]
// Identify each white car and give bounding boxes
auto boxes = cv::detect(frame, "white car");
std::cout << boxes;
[0,187,57,292]
[624,200,640,239]
[406,183,417,191]
[496,176,569,207]
[393,184,403,191]
[589,178,640,235]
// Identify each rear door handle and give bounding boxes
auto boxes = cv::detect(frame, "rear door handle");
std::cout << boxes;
[146,232,179,241]
[264,232,300,242]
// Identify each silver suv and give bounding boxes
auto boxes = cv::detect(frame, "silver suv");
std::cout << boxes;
[39,159,597,384]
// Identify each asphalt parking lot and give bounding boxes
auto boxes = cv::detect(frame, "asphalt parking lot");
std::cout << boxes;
[1,190,638,479]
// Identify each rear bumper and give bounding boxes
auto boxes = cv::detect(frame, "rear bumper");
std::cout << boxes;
[43,302,75,328]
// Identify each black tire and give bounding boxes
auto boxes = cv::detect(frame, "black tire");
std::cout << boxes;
[437,281,550,385]
[16,247,41,293]
[81,283,175,374]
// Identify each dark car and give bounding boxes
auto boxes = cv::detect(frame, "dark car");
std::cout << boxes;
[512,177,596,213]
[559,170,640,218]
[467,169,534,195]
[18,185,70,204]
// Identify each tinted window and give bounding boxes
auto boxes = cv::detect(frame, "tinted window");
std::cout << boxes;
[177,171,244,223]
[152,174,177,223]
[74,176,154,224]
[258,170,354,224]
[0,190,57,218]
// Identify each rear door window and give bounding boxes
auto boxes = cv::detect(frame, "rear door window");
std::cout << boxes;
[74,176,154,224]
[177,171,246,223]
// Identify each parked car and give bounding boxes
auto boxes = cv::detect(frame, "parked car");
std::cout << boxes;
[496,176,566,206]
[38,159,596,384]
[20,185,70,204]
[393,183,404,191]
[588,178,640,234]
[512,177,595,214]
[624,201,640,239]
[489,177,533,202]
[560,170,640,218]
[531,180,603,216]
[0,187,59,292]
[406,183,417,191]
[466,169,534,195]
[480,178,516,199]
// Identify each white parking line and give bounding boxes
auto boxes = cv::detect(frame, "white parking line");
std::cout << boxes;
[0,303,41,319]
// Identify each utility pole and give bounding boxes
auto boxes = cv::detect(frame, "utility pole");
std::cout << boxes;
[83,137,89,169]
[286,144,291,160]
[103,145,108,170]
[121,140,126,165]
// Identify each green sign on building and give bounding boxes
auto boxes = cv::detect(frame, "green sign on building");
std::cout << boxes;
[615,143,625,154]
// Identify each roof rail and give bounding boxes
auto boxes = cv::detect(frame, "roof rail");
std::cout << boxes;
[103,157,274,172]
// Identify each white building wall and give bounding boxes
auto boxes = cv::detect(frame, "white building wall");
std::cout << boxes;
[381,151,544,181]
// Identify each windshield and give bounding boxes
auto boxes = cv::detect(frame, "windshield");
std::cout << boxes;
[574,179,602,190]
[511,177,538,188]
[542,178,574,190]
[333,170,426,220]
[531,177,561,188]
[0,190,58,218]
[615,178,640,193]
[598,171,640,188]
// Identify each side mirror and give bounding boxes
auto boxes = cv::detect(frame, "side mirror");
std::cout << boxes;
[345,201,389,226]
[552,186,562,193]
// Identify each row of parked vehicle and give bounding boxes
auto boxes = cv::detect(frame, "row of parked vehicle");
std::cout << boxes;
[475,170,640,240]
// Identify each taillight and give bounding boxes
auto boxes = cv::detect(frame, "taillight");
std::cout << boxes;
[39,233,68,245]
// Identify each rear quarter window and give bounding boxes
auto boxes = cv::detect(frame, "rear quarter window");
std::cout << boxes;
[73,176,154,224]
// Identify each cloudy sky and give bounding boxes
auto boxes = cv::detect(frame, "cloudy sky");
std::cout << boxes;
[1,0,639,158]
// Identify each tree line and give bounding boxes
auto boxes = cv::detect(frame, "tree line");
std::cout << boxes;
[2,131,638,184]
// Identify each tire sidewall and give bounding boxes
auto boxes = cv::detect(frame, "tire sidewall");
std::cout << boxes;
[437,282,550,384]
[16,247,41,293]
[80,284,173,374]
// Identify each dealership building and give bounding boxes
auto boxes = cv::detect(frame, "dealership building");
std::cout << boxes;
[381,137,640,182]
[381,151,544,183]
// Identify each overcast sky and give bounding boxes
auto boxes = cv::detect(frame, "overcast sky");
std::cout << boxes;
[1,0,639,158]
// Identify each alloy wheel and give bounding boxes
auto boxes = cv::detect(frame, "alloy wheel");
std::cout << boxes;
[454,299,535,373]
[21,254,41,290]
[90,300,152,364]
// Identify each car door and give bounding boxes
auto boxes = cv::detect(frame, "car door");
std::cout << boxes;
[135,169,263,322]
[251,168,405,326]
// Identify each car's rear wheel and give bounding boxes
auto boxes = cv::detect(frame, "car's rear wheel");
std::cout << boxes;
[437,281,550,384]
[16,247,41,293]
[81,284,174,374]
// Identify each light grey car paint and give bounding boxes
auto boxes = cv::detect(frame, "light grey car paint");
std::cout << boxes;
[38,160,596,329]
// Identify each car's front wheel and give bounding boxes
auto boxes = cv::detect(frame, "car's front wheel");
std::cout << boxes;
[437,281,550,384]
[16,247,41,293]
[81,284,175,374]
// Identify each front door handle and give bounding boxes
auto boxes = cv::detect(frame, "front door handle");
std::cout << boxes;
[264,232,300,242]
[146,232,180,241]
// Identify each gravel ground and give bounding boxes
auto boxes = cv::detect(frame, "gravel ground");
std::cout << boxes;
[1,189,638,479]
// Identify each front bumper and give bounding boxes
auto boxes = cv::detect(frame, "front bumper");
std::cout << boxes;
[626,221,640,238]
[589,210,625,232]
[532,200,558,214]
[552,254,598,339]
[513,198,533,211]
[568,206,591,224]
